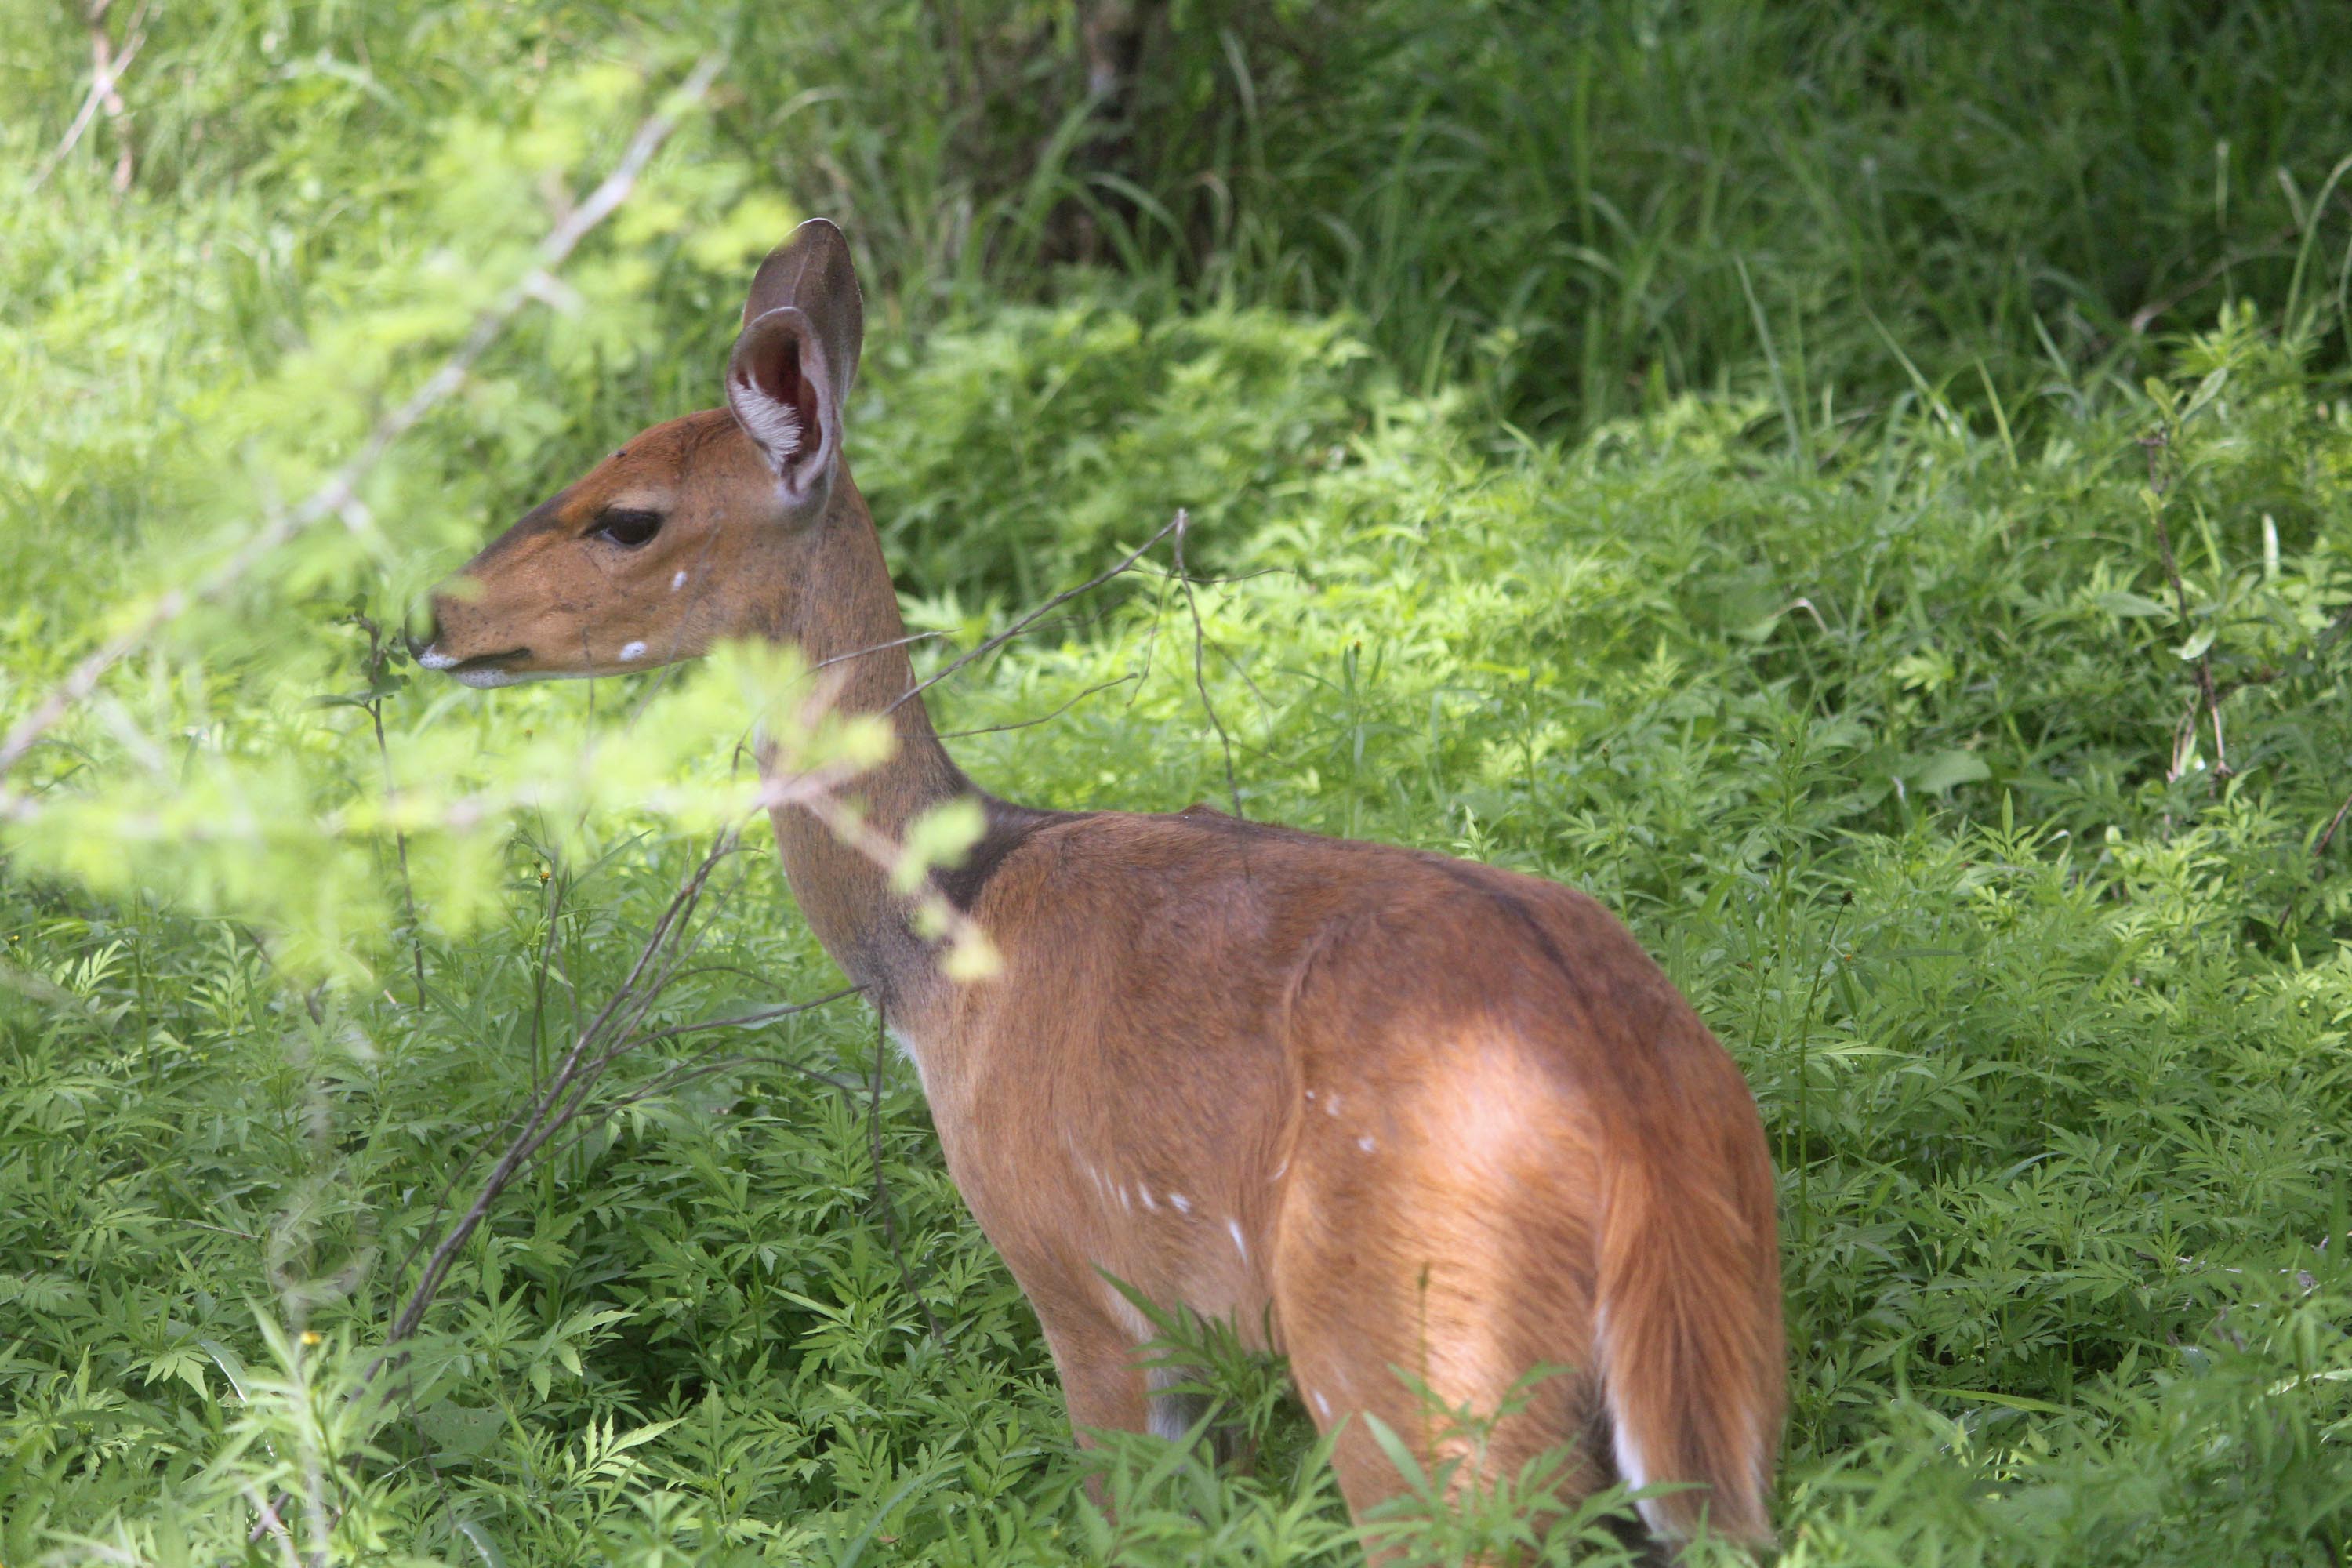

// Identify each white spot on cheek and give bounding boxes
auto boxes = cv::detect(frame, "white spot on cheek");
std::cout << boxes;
[671,570,688,590]
[1227,1219,1247,1261]
[1313,1391,1333,1420]
[619,641,647,662]
[1169,1192,1192,1214]
[1269,1158,1288,1182]
[1357,1135,1376,1152]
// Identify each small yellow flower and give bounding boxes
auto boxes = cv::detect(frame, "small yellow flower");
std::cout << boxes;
[301,1330,322,1346]
[539,869,551,882]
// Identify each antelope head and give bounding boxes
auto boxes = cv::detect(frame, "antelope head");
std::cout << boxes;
[416,219,866,687]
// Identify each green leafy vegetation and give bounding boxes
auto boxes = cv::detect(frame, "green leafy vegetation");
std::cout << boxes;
[5,2,2351,1563]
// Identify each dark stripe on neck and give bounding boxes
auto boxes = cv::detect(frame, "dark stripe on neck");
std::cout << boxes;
[931,796,1089,913]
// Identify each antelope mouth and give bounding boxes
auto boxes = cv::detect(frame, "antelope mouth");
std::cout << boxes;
[414,644,532,688]
[449,647,530,673]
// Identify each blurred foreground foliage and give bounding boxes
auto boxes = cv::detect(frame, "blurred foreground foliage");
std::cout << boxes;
[4,2,2352,1564]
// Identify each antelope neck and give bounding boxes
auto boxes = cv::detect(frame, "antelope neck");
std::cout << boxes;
[757,478,982,1009]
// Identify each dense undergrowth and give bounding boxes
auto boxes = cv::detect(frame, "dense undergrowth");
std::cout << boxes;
[5,2,2352,1564]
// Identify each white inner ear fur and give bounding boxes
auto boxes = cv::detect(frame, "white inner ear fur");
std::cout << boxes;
[729,374,804,474]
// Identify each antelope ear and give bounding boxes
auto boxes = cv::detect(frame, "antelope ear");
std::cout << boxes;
[726,220,865,510]
[727,307,835,505]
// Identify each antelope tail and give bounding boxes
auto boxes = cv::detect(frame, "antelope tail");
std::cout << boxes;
[1595,1130,1783,1548]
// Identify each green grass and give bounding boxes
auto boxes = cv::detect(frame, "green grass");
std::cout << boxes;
[721,0,2352,431]
[5,2,2352,1563]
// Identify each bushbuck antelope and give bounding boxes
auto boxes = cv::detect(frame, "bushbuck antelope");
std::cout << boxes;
[416,220,1784,1550]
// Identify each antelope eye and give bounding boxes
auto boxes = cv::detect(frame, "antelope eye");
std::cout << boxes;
[593,509,663,548]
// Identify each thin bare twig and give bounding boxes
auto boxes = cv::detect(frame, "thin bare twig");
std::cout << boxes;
[30,0,151,193]
[2128,223,2301,336]
[372,843,593,1352]
[935,673,1139,739]
[884,511,1185,718]
[365,826,882,1390]
[583,1048,862,1114]
[365,784,903,1381]
[1172,510,1243,815]
[814,612,1121,681]
[0,53,724,791]
[623,987,864,1048]
[1123,542,1290,717]
[2318,792,2352,864]
[524,1029,867,1177]
[372,822,749,1358]
[242,1485,299,1568]
[810,630,951,673]
[2278,787,2352,931]
[2141,428,2230,781]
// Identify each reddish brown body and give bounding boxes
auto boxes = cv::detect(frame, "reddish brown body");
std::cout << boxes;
[423,220,1784,1551]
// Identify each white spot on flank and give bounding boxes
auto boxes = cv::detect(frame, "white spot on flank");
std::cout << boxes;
[1356,1135,1376,1152]
[1304,1089,1316,1101]
[1227,1219,1248,1261]
[1169,1192,1192,1214]
[670,570,688,590]
[1313,1391,1333,1419]
[619,641,647,662]
[1325,1094,1341,1116]
[1138,1185,1157,1211]
[1119,1185,1132,1211]
[1269,1158,1288,1182]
